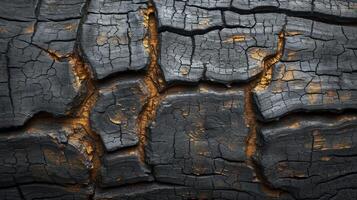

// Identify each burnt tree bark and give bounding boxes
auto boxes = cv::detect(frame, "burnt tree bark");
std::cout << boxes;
[1,0,357,199]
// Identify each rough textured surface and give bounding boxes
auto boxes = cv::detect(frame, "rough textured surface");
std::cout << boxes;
[18,184,92,200]
[90,76,149,152]
[0,0,87,128]
[0,123,92,187]
[254,17,357,121]
[1,0,357,199]
[257,114,357,199]
[153,0,357,25]
[99,150,153,188]
[95,183,294,200]
[159,14,285,84]
[80,0,149,80]
[145,87,273,197]
[0,188,22,200]
[154,0,357,84]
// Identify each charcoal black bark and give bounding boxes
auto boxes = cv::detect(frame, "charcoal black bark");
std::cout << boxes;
[1,0,357,199]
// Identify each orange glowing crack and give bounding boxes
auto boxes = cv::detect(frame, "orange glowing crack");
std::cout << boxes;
[137,2,165,162]
[244,30,286,197]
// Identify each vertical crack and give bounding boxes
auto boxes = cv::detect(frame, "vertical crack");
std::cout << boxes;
[254,31,285,92]
[15,183,25,200]
[244,30,286,197]
[30,0,42,42]
[137,1,165,162]
[67,53,102,184]
[5,40,14,117]
[70,0,103,191]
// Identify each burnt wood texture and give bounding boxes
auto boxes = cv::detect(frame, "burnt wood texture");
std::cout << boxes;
[1,0,357,199]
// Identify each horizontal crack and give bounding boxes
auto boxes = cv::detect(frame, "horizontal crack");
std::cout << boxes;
[186,4,357,25]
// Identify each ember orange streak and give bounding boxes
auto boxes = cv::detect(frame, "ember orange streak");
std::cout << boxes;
[247,31,286,157]
[137,3,165,162]
[68,53,103,182]
[244,30,286,197]
[255,31,285,91]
